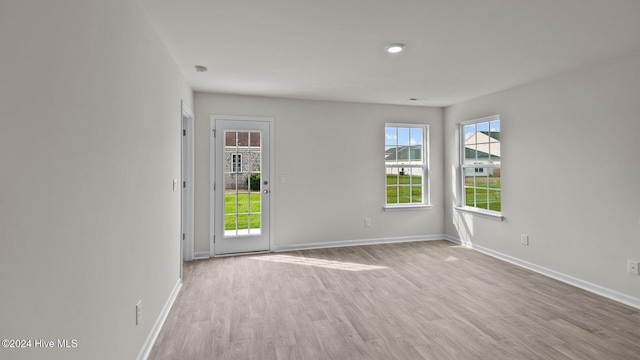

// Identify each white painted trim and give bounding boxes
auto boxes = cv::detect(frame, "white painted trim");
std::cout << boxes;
[459,114,500,126]
[181,101,195,262]
[383,205,435,211]
[209,120,215,257]
[136,279,182,360]
[443,235,640,310]
[193,252,210,260]
[454,206,504,221]
[443,234,462,245]
[268,118,276,255]
[273,234,446,253]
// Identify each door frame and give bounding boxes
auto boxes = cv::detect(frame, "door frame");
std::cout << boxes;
[209,115,275,257]
[181,101,195,262]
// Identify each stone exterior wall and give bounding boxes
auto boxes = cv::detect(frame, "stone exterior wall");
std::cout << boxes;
[224,149,261,190]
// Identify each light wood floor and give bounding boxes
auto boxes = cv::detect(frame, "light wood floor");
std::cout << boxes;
[148,241,640,360]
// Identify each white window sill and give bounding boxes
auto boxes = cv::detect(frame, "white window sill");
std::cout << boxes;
[384,204,434,212]
[455,206,504,221]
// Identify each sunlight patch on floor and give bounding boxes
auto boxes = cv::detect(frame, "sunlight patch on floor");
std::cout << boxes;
[250,254,387,271]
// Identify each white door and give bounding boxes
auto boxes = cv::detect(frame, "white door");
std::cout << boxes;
[211,116,272,255]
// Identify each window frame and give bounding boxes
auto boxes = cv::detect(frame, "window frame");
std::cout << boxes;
[384,123,431,211]
[232,153,242,173]
[457,115,503,220]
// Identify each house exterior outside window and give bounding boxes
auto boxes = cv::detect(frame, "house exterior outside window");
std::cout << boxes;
[459,115,501,215]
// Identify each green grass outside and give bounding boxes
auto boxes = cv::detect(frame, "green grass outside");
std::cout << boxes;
[225,192,261,230]
[465,176,501,211]
[386,174,422,204]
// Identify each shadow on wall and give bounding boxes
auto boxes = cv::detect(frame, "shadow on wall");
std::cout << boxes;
[451,164,474,246]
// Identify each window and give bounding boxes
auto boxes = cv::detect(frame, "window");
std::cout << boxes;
[460,115,501,214]
[232,153,242,173]
[385,124,429,207]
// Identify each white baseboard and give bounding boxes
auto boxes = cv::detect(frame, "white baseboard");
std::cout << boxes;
[193,251,210,260]
[443,235,640,310]
[273,234,446,253]
[136,279,182,360]
[444,235,462,245]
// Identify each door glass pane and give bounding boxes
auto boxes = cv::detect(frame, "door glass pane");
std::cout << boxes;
[224,130,262,237]
[248,193,260,215]
[250,132,261,146]
[249,214,261,233]
[226,173,238,191]
[225,131,237,146]
[238,131,249,147]
[236,193,248,213]
[225,215,236,232]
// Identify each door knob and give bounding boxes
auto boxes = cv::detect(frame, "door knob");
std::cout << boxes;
[263,189,269,194]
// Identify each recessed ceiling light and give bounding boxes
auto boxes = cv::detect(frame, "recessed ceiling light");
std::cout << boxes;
[194,65,208,72]
[385,43,405,54]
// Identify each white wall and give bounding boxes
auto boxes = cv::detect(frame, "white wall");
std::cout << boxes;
[0,1,192,359]
[444,50,640,301]
[194,94,444,254]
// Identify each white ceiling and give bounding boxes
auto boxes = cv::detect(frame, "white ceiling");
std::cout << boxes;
[139,0,640,107]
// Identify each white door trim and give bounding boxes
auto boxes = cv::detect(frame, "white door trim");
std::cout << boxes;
[209,115,275,257]
[181,101,194,262]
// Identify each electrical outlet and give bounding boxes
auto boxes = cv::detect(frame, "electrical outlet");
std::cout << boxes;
[364,218,371,227]
[136,300,142,325]
[520,234,529,246]
[628,260,639,275]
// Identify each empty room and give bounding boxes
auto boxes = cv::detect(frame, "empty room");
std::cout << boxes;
[1,0,640,359]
